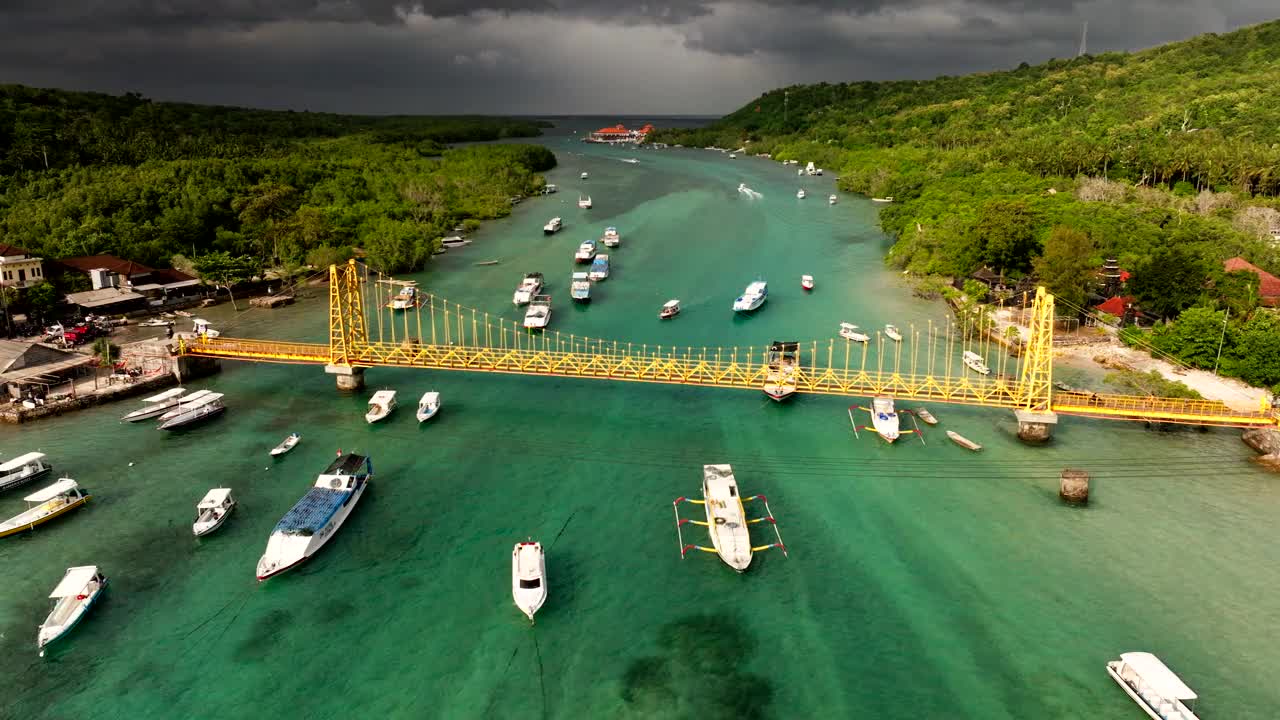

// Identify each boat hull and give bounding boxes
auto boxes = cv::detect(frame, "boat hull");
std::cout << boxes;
[0,495,90,539]
[416,408,440,423]
[0,465,53,493]
[38,580,106,652]
[764,387,795,402]
[193,505,234,537]
[256,482,368,581]
[158,404,225,431]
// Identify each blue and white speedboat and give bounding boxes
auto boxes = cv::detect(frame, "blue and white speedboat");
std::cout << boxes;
[732,280,768,312]
[256,454,372,581]
[38,565,107,656]
[589,254,610,281]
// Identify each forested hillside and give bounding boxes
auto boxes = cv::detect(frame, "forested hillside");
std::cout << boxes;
[0,86,554,277]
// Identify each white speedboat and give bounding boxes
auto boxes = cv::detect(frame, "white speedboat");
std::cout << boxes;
[38,566,106,655]
[0,452,54,493]
[256,454,372,581]
[659,299,681,319]
[574,239,597,263]
[0,479,90,539]
[571,272,592,303]
[963,350,991,375]
[121,388,187,422]
[580,172,588,179]
[828,194,837,205]
[440,236,470,249]
[801,274,815,291]
[416,391,441,422]
[589,254,610,281]
[839,322,869,342]
[885,324,903,342]
[365,390,397,423]
[601,227,620,247]
[192,488,236,537]
[270,432,301,457]
[157,392,225,430]
[732,280,768,312]
[701,465,753,572]
[869,396,901,442]
[543,217,562,235]
[796,189,806,199]
[872,196,894,203]
[512,272,544,306]
[524,295,552,329]
[1107,652,1201,720]
[511,541,547,622]
[763,341,799,402]
[622,158,639,164]
[578,195,592,209]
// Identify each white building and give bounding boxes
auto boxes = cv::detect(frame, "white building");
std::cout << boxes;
[0,244,46,289]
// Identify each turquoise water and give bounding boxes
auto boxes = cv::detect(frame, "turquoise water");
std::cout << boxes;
[2,124,1279,719]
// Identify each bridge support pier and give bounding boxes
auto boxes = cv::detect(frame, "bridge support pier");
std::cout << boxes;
[325,364,365,392]
[1015,410,1058,443]
[173,354,220,383]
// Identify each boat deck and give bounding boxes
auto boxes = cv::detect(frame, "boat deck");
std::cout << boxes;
[325,454,368,476]
[274,488,348,533]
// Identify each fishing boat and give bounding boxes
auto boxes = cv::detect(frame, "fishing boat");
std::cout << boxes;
[365,390,397,424]
[732,280,768,312]
[0,479,90,539]
[963,350,991,375]
[869,396,901,442]
[700,465,754,572]
[580,172,588,179]
[512,272,544,306]
[763,341,800,402]
[801,274,815,291]
[574,239,597,263]
[416,391,441,423]
[570,272,592,303]
[828,194,838,205]
[38,566,107,655]
[796,189,806,199]
[839,322,869,342]
[511,541,547,622]
[138,318,173,328]
[387,284,420,311]
[256,454,373,581]
[524,295,552,329]
[659,299,681,319]
[589,254,610,281]
[578,195,592,209]
[120,388,188,422]
[270,432,301,457]
[192,488,236,537]
[157,393,225,431]
[1106,652,1202,720]
[885,324,903,342]
[946,430,982,451]
[543,217,562,235]
[871,196,894,203]
[915,408,938,425]
[601,227,620,247]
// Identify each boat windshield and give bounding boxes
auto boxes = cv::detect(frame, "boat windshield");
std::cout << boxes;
[519,578,541,589]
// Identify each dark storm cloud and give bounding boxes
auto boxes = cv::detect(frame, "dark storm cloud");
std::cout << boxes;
[0,1,1276,114]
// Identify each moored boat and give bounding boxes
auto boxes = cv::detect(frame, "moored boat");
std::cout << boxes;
[0,452,54,494]
[1106,652,1201,720]
[701,464,753,572]
[915,408,938,425]
[763,341,799,402]
[440,236,470,248]
[601,226,620,247]
[570,272,592,303]
[872,196,894,203]
[869,396,901,442]
[801,274,815,291]
[192,488,236,537]
[416,391,441,423]
[574,239,597,263]
[885,324,903,342]
[524,295,552,329]
[256,454,373,581]
[121,388,188,422]
[543,217,563,235]
[387,284,420,311]
[589,254,610,281]
[839,322,869,343]
[156,389,213,422]
[732,280,768,312]
[365,390,397,424]
[138,318,173,328]
[0,479,91,539]
[580,172,588,180]
[828,194,837,204]
[963,350,991,375]
[157,393,225,431]
[270,432,301,457]
[38,566,107,655]
[512,541,547,622]
[512,272,544,306]
[796,189,806,199]
[578,195,592,209]
[946,430,982,451]
[659,299,681,319]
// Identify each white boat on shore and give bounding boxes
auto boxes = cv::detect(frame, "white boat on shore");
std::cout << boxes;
[524,295,552,329]
[365,390,397,424]
[885,324,903,342]
[839,322,869,343]
[732,280,768,312]
[869,396,901,443]
[138,318,173,328]
[0,452,54,493]
[192,488,236,537]
[416,391,441,423]
[701,465,753,572]
[256,454,372,581]
[963,350,991,375]
[512,272,544,306]
[270,432,301,457]
[121,388,188,422]
[38,566,107,656]
[763,341,799,402]
[0,479,90,539]
[1107,652,1201,720]
[512,541,547,622]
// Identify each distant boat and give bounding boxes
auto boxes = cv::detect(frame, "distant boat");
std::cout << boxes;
[38,565,107,655]
[659,299,681,320]
[963,350,991,375]
[869,396,901,442]
[601,226,621,247]
[255,454,372,581]
[828,194,838,205]
[192,488,236,537]
[512,272,544,306]
[839,323,869,343]
[796,189,806,199]
[621,158,639,164]
[728,154,736,159]
[365,390,397,424]
[733,280,768,312]
[571,272,592,303]
[589,254,610,281]
[578,195,592,209]
[946,430,982,451]
[270,432,301,457]
[524,295,552,329]
[0,479,90,539]
[416,391,441,423]
[138,318,173,328]
[801,274,815,291]
[884,324,903,342]
[543,217,562,235]
[512,541,547,622]
[440,236,470,248]
[580,172,589,179]
[872,196,894,203]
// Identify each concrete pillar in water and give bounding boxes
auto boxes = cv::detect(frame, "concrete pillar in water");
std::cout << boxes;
[1014,409,1058,443]
[172,354,221,383]
[325,364,365,392]
[1059,469,1089,503]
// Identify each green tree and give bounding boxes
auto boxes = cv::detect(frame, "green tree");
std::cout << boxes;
[1224,312,1280,387]
[973,200,1038,273]
[193,252,258,311]
[1033,227,1097,311]
[305,246,355,270]
[1150,306,1229,367]
[1128,245,1208,318]
[22,281,59,322]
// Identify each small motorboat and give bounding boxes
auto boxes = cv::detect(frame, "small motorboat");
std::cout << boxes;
[0,479,91,539]
[440,236,470,248]
[622,158,639,164]
[512,541,547,622]
[872,196,894,203]
[512,272,544,306]
[570,272,592,303]
[732,280,768,312]
[580,172,588,180]
[416,391,441,423]
[659,299,681,319]
[574,239,597,263]
[839,322,869,343]
[192,488,236,537]
[885,324,903,342]
[796,189,806,199]
[946,430,982,451]
[543,217,562,235]
[589,254,610,281]
[38,566,107,656]
[578,195,592,209]
[365,390,397,424]
[915,408,938,425]
[523,295,552,329]
[601,227,620,247]
[963,350,991,375]
[270,432,301,457]
[138,318,173,328]
[0,452,54,493]
[728,154,736,159]
[828,194,838,205]
[801,275,815,291]
[192,318,220,338]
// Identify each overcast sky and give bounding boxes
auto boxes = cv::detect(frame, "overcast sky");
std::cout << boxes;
[0,2,1276,115]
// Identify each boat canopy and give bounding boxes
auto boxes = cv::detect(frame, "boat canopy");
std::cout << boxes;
[839,322,858,331]
[369,390,396,405]
[198,488,233,509]
[140,388,186,403]
[183,392,224,408]
[176,389,213,404]
[419,392,440,405]
[572,272,589,280]
[663,299,680,308]
[769,341,799,353]
[24,478,79,503]
[1119,652,1197,701]
[50,566,99,598]
[0,451,47,471]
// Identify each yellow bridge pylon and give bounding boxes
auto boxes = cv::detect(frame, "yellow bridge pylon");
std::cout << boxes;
[176,260,1278,430]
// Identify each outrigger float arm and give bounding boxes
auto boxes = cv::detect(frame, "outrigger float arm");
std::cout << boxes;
[672,495,789,560]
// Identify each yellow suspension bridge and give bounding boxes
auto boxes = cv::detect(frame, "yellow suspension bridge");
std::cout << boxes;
[177,260,1278,436]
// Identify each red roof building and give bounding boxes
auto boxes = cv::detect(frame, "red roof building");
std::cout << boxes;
[585,123,654,143]
[1223,256,1280,305]
[1094,296,1135,317]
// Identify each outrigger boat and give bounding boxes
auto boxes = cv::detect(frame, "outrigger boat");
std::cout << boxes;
[256,454,372,581]
[192,488,236,537]
[659,299,681,319]
[365,390,397,424]
[763,341,799,402]
[672,464,787,572]
[511,540,547,623]
[0,452,54,493]
[38,566,107,656]
[839,322,869,343]
[121,387,187,422]
[0,479,91,539]
[416,391,441,423]
[946,430,982,451]
[884,324,903,342]
[1106,652,1201,720]
[850,397,923,444]
[963,350,991,375]
[801,274,815,291]
[271,432,301,457]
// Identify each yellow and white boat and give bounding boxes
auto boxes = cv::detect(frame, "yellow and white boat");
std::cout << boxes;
[0,479,91,539]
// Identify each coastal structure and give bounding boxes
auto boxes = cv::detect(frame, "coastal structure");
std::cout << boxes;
[584,123,654,144]
[0,244,46,288]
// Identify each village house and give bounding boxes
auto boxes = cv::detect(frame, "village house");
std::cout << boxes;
[584,123,654,144]
[1223,256,1280,307]
[0,243,46,289]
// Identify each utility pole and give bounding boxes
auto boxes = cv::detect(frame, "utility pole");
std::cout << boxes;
[1213,307,1229,374]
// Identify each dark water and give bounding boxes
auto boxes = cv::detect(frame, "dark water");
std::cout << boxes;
[1,122,1277,719]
